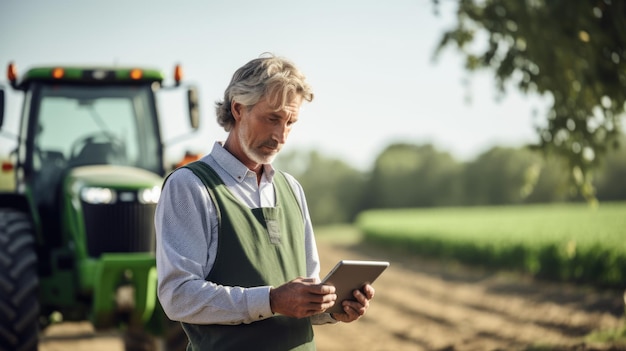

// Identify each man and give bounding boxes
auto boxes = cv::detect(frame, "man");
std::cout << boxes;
[155,54,375,350]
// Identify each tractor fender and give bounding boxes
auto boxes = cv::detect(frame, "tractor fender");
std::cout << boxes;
[0,193,31,213]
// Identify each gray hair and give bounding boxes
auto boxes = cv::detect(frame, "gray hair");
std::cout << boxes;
[215,53,314,132]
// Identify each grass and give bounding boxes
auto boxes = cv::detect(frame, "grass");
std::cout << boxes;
[317,204,626,347]
[586,324,626,346]
[314,224,363,245]
[356,202,626,289]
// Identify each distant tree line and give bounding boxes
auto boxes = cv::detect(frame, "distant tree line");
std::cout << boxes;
[275,135,626,226]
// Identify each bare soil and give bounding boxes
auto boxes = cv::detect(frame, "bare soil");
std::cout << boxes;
[39,239,626,351]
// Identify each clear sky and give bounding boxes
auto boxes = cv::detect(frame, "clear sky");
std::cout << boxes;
[0,0,545,170]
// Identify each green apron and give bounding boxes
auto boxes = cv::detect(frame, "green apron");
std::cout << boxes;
[178,161,315,351]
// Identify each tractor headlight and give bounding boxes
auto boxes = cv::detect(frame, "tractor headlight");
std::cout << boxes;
[138,186,161,204]
[80,187,117,204]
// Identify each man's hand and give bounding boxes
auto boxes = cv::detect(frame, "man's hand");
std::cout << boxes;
[329,284,375,323]
[270,277,337,319]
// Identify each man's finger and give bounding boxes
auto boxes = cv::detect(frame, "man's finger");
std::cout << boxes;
[317,283,336,295]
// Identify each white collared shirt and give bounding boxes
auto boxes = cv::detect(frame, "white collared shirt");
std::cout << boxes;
[155,142,334,325]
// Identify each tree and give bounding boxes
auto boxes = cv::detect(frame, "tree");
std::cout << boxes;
[433,0,626,202]
[594,133,626,201]
[463,147,528,205]
[364,143,463,209]
[462,146,571,205]
[522,152,572,203]
[275,149,365,225]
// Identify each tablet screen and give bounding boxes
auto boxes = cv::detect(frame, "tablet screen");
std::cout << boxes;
[321,260,389,314]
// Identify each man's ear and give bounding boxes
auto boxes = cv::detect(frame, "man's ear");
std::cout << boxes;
[231,100,244,122]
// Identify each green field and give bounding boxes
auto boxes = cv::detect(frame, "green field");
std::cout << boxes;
[356,202,626,289]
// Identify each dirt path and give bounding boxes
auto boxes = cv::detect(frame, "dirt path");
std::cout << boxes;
[313,240,625,351]
[39,239,626,351]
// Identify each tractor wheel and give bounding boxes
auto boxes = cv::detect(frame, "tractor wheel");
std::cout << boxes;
[0,208,39,351]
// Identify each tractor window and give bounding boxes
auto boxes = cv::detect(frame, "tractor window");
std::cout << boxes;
[34,85,160,174]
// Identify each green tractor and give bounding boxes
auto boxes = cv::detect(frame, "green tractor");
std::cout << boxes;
[0,62,200,350]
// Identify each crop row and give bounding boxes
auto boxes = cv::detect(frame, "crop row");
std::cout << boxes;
[356,202,626,289]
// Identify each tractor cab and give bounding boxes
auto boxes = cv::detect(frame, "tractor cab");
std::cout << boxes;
[2,64,198,253]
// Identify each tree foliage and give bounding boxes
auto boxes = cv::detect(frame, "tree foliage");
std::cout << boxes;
[433,0,626,202]
[594,134,626,200]
[463,146,539,205]
[275,149,365,224]
[277,141,625,225]
[364,143,462,209]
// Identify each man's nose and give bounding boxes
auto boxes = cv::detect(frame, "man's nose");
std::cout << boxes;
[273,124,290,144]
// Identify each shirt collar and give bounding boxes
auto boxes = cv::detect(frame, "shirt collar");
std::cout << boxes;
[210,142,275,183]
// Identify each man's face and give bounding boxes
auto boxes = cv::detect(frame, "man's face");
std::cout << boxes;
[235,95,302,165]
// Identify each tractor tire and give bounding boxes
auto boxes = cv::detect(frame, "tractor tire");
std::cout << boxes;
[0,208,39,351]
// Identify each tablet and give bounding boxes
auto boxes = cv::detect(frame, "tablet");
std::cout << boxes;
[321,260,389,314]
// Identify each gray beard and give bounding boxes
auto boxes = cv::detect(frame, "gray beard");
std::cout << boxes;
[238,127,277,165]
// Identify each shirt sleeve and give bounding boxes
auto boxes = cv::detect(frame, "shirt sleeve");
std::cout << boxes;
[155,168,274,325]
